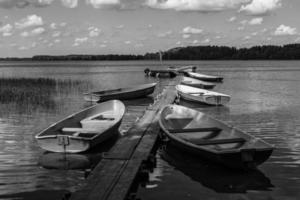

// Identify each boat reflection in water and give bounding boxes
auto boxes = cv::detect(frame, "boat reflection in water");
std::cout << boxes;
[159,144,274,193]
[39,133,119,170]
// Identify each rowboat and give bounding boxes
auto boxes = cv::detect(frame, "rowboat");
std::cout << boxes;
[181,76,216,89]
[161,145,273,192]
[168,65,197,74]
[159,104,274,170]
[35,100,125,153]
[144,68,177,78]
[186,71,223,82]
[84,82,157,102]
[176,84,230,106]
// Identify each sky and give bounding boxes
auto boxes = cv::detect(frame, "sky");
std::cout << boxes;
[0,0,299,57]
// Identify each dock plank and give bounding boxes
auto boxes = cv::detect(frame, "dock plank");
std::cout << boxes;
[70,76,181,200]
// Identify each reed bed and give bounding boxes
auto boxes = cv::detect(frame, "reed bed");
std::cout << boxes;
[0,77,87,108]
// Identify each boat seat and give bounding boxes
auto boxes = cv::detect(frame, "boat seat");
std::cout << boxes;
[61,127,99,137]
[168,127,222,133]
[189,137,246,145]
[80,113,116,130]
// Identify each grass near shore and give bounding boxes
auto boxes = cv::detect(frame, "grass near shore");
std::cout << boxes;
[0,77,87,108]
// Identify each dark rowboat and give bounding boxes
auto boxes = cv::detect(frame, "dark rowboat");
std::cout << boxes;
[159,104,274,170]
[84,82,157,102]
[187,71,223,82]
[144,68,177,78]
[35,100,125,153]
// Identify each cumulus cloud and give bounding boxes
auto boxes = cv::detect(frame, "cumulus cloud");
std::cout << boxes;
[88,27,101,37]
[0,0,54,9]
[249,17,263,25]
[21,27,45,37]
[274,24,297,36]
[86,0,120,8]
[15,15,43,29]
[0,24,13,33]
[73,37,88,46]
[182,26,203,34]
[52,31,61,37]
[228,16,237,22]
[61,0,77,8]
[239,0,282,15]
[146,0,249,12]
[157,30,173,38]
[202,38,210,43]
[182,34,190,39]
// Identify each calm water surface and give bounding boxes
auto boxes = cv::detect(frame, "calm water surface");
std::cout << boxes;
[0,60,299,200]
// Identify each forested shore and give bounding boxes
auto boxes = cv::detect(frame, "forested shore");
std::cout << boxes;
[1,43,300,61]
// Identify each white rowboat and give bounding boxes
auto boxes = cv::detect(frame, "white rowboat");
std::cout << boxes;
[176,84,230,106]
[35,100,125,153]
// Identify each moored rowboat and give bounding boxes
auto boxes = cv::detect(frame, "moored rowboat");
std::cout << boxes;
[84,82,157,102]
[181,76,216,89]
[35,100,125,153]
[159,104,274,170]
[176,84,230,106]
[187,71,223,82]
[144,68,177,78]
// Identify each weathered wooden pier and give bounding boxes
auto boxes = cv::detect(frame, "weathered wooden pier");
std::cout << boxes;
[70,76,181,200]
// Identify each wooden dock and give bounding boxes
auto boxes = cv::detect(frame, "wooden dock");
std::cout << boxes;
[70,77,181,200]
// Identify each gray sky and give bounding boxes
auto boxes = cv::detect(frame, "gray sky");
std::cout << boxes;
[0,0,299,57]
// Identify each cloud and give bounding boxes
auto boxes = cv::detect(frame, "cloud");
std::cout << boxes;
[182,34,190,39]
[0,24,13,33]
[88,27,101,37]
[228,16,237,22]
[274,24,297,36]
[249,17,263,25]
[0,0,54,9]
[61,0,78,8]
[52,31,61,37]
[50,23,57,29]
[73,37,88,46]
[243,35,251,40]
[202,38,210,43]
[157,30,173,38]
[86,0,120,8]
[21,27,45,37]
[182,26,203,34]
[239,0,282,15]
[145,0,250,12]
[31,27,45,34]
[15,15,43,29]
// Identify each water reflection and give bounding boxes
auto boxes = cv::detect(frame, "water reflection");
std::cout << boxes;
[159,145,274,193]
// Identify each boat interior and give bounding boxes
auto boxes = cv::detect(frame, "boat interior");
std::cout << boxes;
[60,110,119,138]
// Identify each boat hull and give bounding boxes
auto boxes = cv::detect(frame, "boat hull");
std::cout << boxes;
[36,120,121,153]
[181,77,216,89]
[159,105,274,170]
[187,72,223,82]
[176,85,230,106]
[35,100,125,153]
[84,83,156,102]
[144,68,177,78]
[167,137,273,169]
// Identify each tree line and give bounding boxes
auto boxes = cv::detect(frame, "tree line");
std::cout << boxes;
[1,43,300,61]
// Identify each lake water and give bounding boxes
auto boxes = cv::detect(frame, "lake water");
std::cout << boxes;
[0,60,299,200]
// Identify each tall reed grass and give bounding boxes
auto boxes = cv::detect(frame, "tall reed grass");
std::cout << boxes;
[0,77,86,108]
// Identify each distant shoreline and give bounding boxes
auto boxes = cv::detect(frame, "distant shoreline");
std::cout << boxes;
[1,43,300,61]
